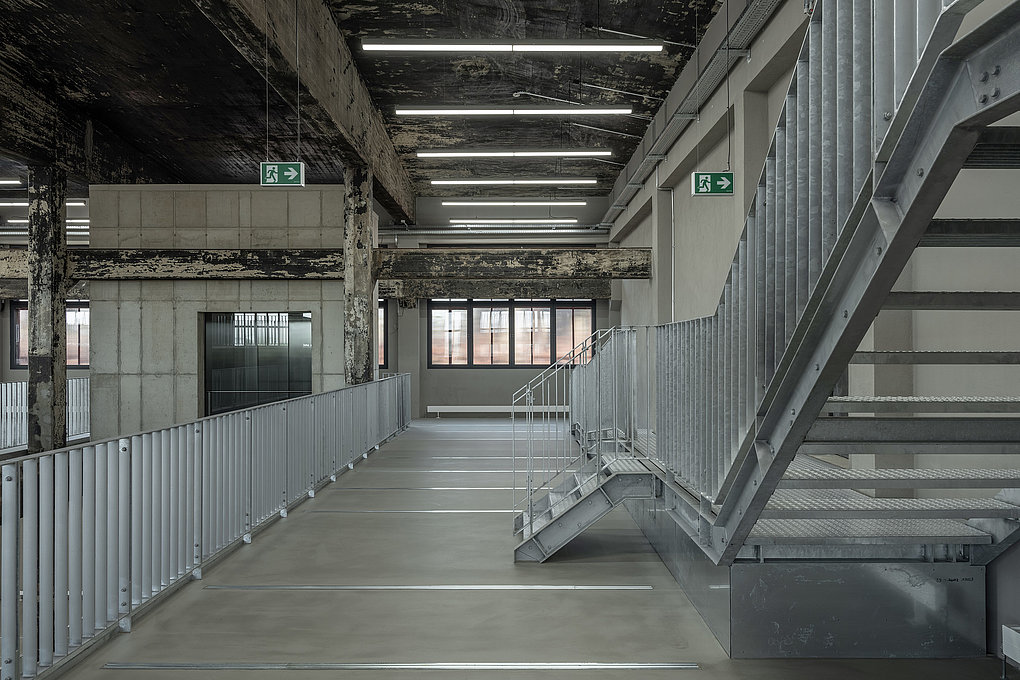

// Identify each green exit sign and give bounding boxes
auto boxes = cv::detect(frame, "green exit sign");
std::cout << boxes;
[691,171,734,196]
[261,161,305,187]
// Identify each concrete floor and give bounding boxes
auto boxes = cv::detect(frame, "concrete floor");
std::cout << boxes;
[64,419,1001,679]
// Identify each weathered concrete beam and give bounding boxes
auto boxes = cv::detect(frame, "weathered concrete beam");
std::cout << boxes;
[375,248,652,280]
[191,0,415,222]
[27,166,68,454]
[0,279,87,300]
[0,247,651,282]
[378,278,612,303]
[0,65,173,184]
[343,164,375,385]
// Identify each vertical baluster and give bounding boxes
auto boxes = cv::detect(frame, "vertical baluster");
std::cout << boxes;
[755,185,766,402]
[821,0,838,261]
[796,57,811,320]
[22,460,38,676]
[106,443,118,624]
[893,1,916,107]
[161,430,171,587]
[775,123,787,352]
[808,14,823,287]
[117,440,130,617]
[764,153,777,383]
[873,1,894,150]
[1,464,18,680]
[169,428,180,581]
[141,434,152,599]
[784,95,798,342]
[836,0,854,230]
[93,444,107,631]
[39,455,54,668]
[54,452,68,657]
[81,447,95,639]
[853,0,873,198]
[130,436,143,605]
[737,237,748,447]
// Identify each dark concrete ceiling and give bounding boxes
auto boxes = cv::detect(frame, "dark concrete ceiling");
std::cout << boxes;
[330,0,720,198]
[0,0,344,186]
[0,0,719,205]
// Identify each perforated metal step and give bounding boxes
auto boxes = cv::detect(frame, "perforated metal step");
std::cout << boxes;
[780,459,1020,489]
[800,417,1020,455]
[883,291,1020,310]
[606,457,649,474]
[763,489,1020,519]
[747,518,993,545]
[851,350,1020,364]
[825,395,1020,413]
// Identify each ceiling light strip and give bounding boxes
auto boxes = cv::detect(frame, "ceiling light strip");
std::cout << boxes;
[450,218,578,224]
[418,150,611,158]
[397,108,631,116]
[441,201,588,207]
[431,178,597,186]
[363,40,662,53]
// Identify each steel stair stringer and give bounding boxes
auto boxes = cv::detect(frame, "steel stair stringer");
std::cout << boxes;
[514,462,659,563]
[699,6,1020,566]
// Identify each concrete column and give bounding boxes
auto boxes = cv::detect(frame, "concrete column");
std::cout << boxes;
[343,163,375,385]
[396,301,422,417]
[653,187,675,324]
[27,165,68,453]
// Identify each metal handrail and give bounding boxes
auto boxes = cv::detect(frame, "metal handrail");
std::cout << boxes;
[0,374,412,679]
[1,379,90,451]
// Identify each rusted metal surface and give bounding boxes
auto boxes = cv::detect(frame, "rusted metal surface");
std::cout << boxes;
[343,164,375,385]
[26,166,68,454]
[73,249,346,279]
[378,278,612,304]
[375,248,652,280]
[191,0,414,221]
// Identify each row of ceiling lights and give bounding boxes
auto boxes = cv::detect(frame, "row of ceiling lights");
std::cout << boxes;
[364,39,660,228]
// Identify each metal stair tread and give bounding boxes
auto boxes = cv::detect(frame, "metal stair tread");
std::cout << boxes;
[747,518,993,545]
[781,458,1020,488]
[851,350,1020,365]
[825,395,1020,412]
[764,489,1020,518]
[605,457,650,474]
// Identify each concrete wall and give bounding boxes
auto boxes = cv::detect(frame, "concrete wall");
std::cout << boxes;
[88,185,350,440]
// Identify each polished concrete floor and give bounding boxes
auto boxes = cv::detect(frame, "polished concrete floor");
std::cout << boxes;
[67,419,1000,679]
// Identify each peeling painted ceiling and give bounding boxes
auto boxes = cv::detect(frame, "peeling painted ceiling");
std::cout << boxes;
[330,0,721,199]
[0,0,720,212]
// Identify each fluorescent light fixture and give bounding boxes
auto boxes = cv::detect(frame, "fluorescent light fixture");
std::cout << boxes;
[68,201,86,206]
[363,40,662,53]
[442,201,588,207]
[450,218,578,224]
[397,107,630,116]
[431,178,597,186]
[418,149,611,158]
[66,219,90,224]
[0,179,21,185]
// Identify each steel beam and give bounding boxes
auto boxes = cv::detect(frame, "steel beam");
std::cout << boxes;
[190,0,414,221]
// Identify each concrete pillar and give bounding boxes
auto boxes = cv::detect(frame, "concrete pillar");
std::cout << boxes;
[343,163,375,385]
[26,165,68,453]
[653,187,675,324]
[396,301,422,417]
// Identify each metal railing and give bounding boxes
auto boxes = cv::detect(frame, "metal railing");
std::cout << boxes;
[512,328,657,538]
[513,0,1003,563]
[0,373,411,679]
[1,379,90,451]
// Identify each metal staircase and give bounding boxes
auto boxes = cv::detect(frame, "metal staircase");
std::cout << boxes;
[513,0,1020,571]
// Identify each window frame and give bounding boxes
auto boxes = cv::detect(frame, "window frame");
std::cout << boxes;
[378,299,388,369]
[10,300,91,370]
[426,298,596,369]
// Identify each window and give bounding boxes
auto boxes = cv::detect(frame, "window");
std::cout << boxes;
[11,301,90,369]
[204,312,312,416]
[378,300,388,368]
[427,299,595,368]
